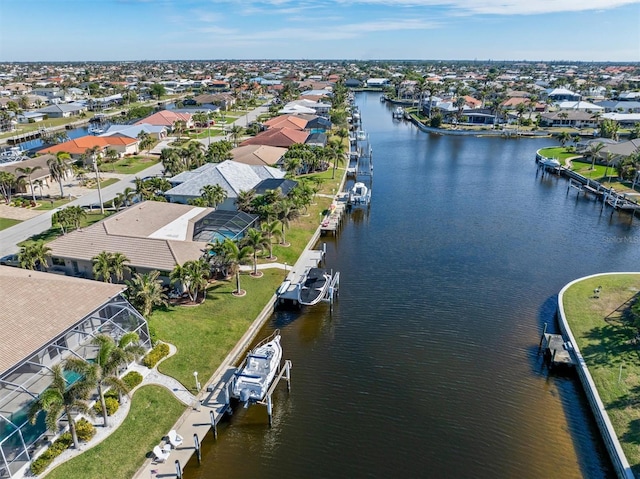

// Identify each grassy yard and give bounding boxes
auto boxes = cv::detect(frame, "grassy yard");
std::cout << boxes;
[18,212,110,246]
[45,386,184,479]
[562,274,640,475]
[34,198,72,211]
[100,156,160,175]
[0,217,21,230]
[86,178,119,189]
[538,147,580,166]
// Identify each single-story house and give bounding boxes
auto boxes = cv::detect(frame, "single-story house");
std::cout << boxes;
[35,102,86,119]
[546,88,581,102]
[16,111,46,124]
[165,160,285,208]
[47,201,215,281]
[601,112,640,127]
[38,135,139,161]
[0,266,150,477]
[100,123,168,140]
[239,127,309,148]
[556,100,604,112]
[0,154,64,194]
[134,110,193,130]
[230,144,288,168]
[538,111,597,128]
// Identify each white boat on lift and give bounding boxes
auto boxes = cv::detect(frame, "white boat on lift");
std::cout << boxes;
[392,107,404,119]
[348,181,371,206]
[231,330,282,407]
[356,130,367,141]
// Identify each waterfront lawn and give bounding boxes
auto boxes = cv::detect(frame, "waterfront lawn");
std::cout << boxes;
[100,156,160,175]
[150,269,283,389]
[46,385,184,479]
[538,147,579,166]
[562,274,640,474]
[0,217,21,230]
[570,160,608,179]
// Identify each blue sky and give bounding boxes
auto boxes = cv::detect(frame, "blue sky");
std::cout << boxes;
[1,0,639,62]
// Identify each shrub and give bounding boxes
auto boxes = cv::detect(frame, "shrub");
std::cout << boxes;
[142,342,170,368]
[93,396,119,416]
[30,432,74,475]
[122,370,143,390]
[75,418,96,442]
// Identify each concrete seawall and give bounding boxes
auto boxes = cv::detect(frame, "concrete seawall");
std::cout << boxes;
[557,273,637,479]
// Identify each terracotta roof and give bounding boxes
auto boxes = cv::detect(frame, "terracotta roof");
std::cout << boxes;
[39,135,136,155]
[0,266,124,375]
[134,110,192,127]
[263,114,308,130]
[239,127,309,148]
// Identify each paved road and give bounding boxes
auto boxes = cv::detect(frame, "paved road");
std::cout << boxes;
[0,103,272,257]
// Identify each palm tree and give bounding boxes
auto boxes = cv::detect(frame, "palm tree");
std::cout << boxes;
[110,252,130,283]
[104,148,119,171]
[16,165,42,203]
[235,189,256,213]
[223,238,252,296]
[18,241,51,271]
[125,270,168,317]
[229,125,244,147]
[603,152,618,184]
[28,363,94,449]
[200,184,228,208]
[92,251,113,282]
[67,333,144,427]
[0,171,17,204]
[277,200,299,246]
[48,154,71,198]
[171,259,210,303]
[261,220,282,259]
[241,228,269,276]
[588,141,605,172]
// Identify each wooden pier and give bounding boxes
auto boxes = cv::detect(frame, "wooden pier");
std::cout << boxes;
[320,193,348,235]
[539,324,575,369]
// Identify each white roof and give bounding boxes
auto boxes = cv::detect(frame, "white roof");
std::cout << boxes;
[557,101,604,111]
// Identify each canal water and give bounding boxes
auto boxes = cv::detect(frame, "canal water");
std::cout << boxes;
[185,92,640,479]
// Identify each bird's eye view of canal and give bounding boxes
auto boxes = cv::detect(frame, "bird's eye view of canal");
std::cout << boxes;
[184,92,640,479]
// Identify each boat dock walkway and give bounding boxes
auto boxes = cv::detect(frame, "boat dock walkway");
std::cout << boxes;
[320,193,348,235]
[538,323,575,369]
[276,248,326,301]
[133,366,237,479]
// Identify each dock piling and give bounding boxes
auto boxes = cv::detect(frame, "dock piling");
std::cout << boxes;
[194,434,201,464]
[175,459,183,479]
[210,410,217,440]
[538,322,548,353]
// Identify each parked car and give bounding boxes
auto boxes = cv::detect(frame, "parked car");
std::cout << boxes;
[0,254,20,267]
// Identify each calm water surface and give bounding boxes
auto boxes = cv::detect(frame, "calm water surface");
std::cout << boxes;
[185,92,640,479]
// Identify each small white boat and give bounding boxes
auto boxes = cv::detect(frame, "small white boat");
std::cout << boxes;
[348,181,371,206]
[88,124,105,135]
[356,130,367,141]
[540,157,561,169]
[297,267,332,306]
[392,107,404,119]
[231,330,282,406]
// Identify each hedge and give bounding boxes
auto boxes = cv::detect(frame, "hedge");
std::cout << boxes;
[142,342,170,368]
[30,419,95,476]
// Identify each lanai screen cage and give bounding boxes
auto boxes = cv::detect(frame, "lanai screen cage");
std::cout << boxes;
[192,210,259,244]
[0,296,150,478]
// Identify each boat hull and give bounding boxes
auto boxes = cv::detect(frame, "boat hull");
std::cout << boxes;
[231,333,282,404]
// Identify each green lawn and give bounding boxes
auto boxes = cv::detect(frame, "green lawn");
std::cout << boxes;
[87,178,119,189]
[538,147,579,166]
[0,217,21,231]
[562,274,640,475]
[100,156,160,175]
[18,212,110,246]
[34,198,72,211]
[45,386,184,479]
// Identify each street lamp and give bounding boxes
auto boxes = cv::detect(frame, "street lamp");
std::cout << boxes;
[92,154,104,214]
[193,371,201,392]
[284,262,288,279]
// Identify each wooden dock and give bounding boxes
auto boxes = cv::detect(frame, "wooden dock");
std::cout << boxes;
[539,326,575,369]
[320,194,348,235]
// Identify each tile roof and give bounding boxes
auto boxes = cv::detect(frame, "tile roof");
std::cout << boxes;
[166,160,284,198]
[231,145,287,166]
[134,110,192,127]
[264,115,308,130]
[239,127,309,148]
[48,201,212,271]
[39,135,136,155]
[0,266,124,375]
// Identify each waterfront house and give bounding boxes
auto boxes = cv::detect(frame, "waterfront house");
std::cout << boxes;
[0,266,151,478]
[165,160,284,208]
[556,100,604,112]
[545,87,581,102]
[134,110,193,130]
[230,144,288,168]
[538,111,597,128]
[35,102,86,119]
[100,123,168,141]
[47,201,217,281]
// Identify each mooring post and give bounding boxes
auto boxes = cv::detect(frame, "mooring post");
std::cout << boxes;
[538,323,547,352]
[267,394,273,427]
[210,410,217,440]
[175,459,183,479]
[286,361,291,393]
[194,433,201,464]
